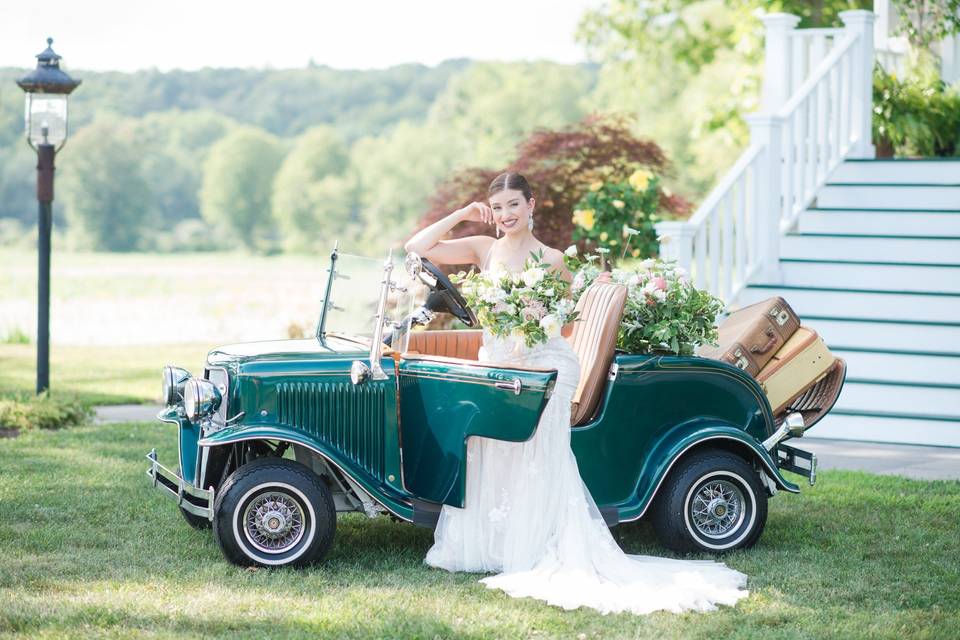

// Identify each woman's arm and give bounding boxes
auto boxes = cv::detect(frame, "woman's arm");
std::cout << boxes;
[404,203,495,266]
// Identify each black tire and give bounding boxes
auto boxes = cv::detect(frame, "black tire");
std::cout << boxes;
[212,457,336,568]
[650,449,768,554]
[176,467,212,530]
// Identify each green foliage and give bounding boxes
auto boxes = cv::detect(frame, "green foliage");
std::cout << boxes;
[59,119,152,251]
[0,391,91,431]
[571,169,664,262]
[272,126,358,251]
[426,62,594,169]
[1,325,30,344]
[873,63,960,157]
[199,126,286,251]
[891,0,960,52]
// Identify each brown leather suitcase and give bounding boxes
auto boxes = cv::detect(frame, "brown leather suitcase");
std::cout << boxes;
[757,326,835,414]
[699,297,801,376]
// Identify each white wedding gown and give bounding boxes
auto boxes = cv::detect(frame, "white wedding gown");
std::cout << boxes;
[424,327,751,615]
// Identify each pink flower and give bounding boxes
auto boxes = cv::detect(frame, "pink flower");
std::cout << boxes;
[653,276,667,291]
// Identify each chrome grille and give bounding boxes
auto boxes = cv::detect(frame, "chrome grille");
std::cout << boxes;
[276,380,386,480]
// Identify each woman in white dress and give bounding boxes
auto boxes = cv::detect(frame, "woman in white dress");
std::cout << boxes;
[403,172,749,615]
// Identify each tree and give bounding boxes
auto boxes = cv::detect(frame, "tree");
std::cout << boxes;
[58,119,151,251]
[272,126,357,251]
[199,126,285,251]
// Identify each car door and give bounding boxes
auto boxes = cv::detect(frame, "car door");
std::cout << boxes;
[397,356,557,507]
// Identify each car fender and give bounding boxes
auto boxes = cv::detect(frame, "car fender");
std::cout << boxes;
[627,420,800,523]
[198,424,414,522]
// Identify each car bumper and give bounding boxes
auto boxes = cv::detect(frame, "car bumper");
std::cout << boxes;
[775,442,817,486]
[145,448,215,520]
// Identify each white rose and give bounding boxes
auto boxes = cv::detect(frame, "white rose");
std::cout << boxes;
[564,244,578,257]
[539,314,561,338]
[521,267,545,287]
[542,287,554,298]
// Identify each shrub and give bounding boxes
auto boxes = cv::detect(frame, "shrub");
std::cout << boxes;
[873,63,960,157]
[1,326,30,344]
[0,392,93,432]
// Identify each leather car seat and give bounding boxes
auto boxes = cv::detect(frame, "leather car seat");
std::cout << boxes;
[565,282,628,426]
[405,330,483,360]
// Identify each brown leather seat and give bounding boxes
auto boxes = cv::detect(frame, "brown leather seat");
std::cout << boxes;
[405,329,483,360]
[565,282,628,426]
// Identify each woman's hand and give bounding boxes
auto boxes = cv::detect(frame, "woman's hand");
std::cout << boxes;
[597,271,613,283]
[457,202,495,226]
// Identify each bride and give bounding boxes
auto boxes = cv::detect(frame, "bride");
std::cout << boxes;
[403,172,749,615]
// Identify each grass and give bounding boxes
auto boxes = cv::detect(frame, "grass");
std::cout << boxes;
[0,343,211,405]
[1,420,958,639]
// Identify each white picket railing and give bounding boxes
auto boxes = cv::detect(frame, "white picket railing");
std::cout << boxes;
[655,10,876,303]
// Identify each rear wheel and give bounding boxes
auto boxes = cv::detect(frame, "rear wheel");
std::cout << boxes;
[650,449,767,553]
[213,457,336,567]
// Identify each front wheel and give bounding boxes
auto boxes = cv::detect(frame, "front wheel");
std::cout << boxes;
[650,449,768,553]
[213,457,336,567]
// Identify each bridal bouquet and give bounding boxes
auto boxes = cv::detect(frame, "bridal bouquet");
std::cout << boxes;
[450,251,578,347]
[564,248,723,356]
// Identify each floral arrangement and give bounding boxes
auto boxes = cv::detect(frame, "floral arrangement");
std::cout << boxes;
[564,248,724,356]
[570,169,664,263]
[450,251,579,348]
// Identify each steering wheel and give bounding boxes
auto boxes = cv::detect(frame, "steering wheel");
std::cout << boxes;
[420,258,478,327]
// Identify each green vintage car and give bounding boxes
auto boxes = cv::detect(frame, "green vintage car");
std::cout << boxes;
[146,247,845,567]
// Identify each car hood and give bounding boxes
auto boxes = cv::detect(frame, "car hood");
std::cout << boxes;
[207,334,369,365]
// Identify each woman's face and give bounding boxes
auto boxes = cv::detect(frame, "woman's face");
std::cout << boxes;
[489,188,534,237]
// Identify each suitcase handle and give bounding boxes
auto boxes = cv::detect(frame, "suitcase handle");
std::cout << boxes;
[751,330,778,355]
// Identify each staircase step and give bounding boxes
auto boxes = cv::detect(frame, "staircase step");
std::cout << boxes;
[737,285,960,323]
[781,234,960,264]
[817,184,960,210]
[809,413,960,447]
[836,381,960,420]
[831,159,960,185]
[832,349,960,386]
[804,317,960,354]
[798,209,960,235]
[778,260,960,293]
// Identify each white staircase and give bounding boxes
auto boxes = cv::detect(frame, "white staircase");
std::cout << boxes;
[654,10,960,447]
[743,159,960,447]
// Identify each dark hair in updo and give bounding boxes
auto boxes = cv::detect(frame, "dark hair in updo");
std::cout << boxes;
[488,172,534,202]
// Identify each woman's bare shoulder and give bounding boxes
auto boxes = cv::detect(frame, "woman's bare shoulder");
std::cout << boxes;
[538,245,565,267]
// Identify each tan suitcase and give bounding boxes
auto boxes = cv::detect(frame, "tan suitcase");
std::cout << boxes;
[757,326,835,414]
[699,297,801,376]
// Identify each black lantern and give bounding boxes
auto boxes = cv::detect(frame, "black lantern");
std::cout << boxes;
[16,38,81,394]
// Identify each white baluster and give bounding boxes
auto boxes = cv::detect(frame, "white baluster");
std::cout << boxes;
[762,13,802,112]
[840,10,876,158]
[655,220,696,272]
[745,114,784,282]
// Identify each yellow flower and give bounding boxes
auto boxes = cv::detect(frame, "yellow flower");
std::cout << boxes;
[632,248,641,257]
[628,169,652,191]
[599,231,608,241]
[612,199,625,209]
[572,208,596,230]
[589,180,604,192]
[609,239,618,246]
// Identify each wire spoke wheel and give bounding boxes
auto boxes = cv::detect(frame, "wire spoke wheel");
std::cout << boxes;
[689,478,745,539]
[243,490,306,553]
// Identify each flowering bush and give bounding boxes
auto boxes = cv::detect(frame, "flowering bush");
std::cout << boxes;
[450,251,579,347]
[570,168,664,263]
[564,249,723,356]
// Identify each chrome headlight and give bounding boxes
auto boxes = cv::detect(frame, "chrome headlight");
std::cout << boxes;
[162,366,192,405]
[183,378,222,421]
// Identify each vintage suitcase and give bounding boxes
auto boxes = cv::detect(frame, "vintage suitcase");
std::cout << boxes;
[757,326,836,414]
[699,297,801,376]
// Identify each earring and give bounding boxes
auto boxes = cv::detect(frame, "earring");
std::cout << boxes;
[496,226,501,238]
[527,214,534,231]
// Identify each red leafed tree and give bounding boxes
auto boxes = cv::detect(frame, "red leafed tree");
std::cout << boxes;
[411,114,691,268]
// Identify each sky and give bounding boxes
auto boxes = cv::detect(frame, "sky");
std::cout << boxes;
[1,0,602,73]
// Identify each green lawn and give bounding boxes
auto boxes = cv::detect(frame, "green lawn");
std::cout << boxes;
[0,343,210,405]
[0,421,957,639]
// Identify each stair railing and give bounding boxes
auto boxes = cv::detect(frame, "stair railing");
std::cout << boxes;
[655,10,876,303]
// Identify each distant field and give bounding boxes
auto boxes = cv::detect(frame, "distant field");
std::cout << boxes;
[0,249,375,346]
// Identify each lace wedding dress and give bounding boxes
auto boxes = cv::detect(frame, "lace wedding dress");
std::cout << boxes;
[423,326,751,615]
